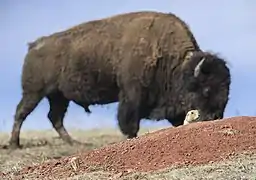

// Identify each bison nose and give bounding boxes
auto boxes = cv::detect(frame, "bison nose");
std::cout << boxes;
[198,114,215,122]
[208,114,221,121]
[214,115,221,120]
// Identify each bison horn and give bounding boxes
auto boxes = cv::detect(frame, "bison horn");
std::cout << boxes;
[194,57,205,77]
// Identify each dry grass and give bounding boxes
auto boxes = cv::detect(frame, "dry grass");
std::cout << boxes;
[0,127,160,173]
[0,127,255,180]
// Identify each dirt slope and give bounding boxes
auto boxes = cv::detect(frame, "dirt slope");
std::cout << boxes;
[2,116,256,179]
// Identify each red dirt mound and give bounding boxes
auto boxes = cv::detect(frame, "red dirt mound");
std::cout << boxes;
[3,116,256,179]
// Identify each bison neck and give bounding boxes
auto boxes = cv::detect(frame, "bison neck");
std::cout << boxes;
[146,58,188,124]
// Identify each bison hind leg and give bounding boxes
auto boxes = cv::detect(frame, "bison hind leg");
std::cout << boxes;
[9,92,43,149]
[47,92,80,145]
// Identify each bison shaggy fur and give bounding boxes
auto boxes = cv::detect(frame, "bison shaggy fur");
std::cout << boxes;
[9,11,231,148]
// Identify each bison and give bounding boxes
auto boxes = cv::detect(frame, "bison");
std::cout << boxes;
[9,11,231,149]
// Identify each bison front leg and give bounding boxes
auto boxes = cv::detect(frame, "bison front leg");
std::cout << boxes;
[47,92,79,145]
[117,87,142,139]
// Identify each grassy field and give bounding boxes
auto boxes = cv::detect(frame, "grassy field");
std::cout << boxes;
[0,128,255,180]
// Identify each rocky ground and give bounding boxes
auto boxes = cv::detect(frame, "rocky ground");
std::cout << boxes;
[0,116,255,180]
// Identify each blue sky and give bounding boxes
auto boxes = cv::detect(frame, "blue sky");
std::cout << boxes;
[1,1,255,132]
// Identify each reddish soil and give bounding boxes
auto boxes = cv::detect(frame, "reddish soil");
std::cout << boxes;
[2,116,256,179]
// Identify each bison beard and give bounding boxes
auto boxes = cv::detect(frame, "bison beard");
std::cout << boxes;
[9,11,231,148]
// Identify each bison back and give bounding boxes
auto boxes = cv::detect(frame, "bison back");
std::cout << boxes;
[21,11,200,101]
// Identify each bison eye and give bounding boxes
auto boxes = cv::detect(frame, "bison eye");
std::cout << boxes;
[203,87,210,97]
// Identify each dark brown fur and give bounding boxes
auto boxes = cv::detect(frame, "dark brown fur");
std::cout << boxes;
[9,11,231,148]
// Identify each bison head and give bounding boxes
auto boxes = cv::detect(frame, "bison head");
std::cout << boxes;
[180,51,231,123]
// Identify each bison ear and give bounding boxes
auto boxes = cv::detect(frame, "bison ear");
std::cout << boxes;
[203,87,210,97]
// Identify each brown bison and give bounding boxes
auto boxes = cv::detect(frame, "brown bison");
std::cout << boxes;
[9,11,231,149]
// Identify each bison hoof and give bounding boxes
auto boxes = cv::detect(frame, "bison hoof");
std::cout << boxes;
[66,139,82,145]
[8,143,22,150]
[67,140,93,147]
